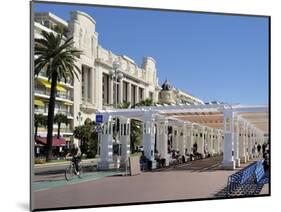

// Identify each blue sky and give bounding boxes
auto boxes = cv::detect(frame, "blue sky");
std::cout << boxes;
[34,3,269,105]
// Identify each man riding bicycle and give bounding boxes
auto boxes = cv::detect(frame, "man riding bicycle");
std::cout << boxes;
[66,143,82,175]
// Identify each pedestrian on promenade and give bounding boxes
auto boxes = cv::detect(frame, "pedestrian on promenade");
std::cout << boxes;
[257,144,261,156]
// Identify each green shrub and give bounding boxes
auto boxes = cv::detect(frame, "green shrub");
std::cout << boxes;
[35,158,46,164]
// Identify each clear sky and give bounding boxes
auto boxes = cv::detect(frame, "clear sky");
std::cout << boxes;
[34,2,269,105]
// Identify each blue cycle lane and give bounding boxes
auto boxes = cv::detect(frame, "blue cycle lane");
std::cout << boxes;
[33,171,124,192]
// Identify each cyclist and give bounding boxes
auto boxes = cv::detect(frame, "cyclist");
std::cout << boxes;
[66,143,82,175]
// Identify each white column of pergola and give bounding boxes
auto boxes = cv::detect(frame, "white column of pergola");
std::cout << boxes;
[142,112,157,169]
[223,110,236,169]
[97,115,114,170]
[206,127,213,156]
[178,122,187,157]
[248,124,253,160]
[197,126,205,158]
[239,119,247,163]
[156,117,169,166]
[214,130,219,155]
[173,126,179,151]
[233,117,240,167]
[218,130,223,155]
[96,104,268,170]
[186,124,194,155]
[119,117,130,163]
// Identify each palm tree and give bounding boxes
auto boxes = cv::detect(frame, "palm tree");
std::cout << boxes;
[35,30,82,161]
[54,113,68,138]
[34,113,47,139]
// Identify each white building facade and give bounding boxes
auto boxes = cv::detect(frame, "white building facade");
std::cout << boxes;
[34,11,203,141]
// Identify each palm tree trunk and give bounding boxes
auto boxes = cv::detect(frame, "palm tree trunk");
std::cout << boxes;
[34,123,38,140]
[46,72,58,161]
[57,122,61,138]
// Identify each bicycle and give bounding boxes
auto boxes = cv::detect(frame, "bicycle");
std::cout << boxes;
[65,157,84,181]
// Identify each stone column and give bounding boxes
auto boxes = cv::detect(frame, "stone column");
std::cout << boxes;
[234,117,240,167]
[120,117,130,163]
[127,82,131,106]
[143,112,156,169]
[97,115,114,170]
[118,79,123,104]
[223,111,235,170]
[186,124,193,155]
[135,85,139,104]
[157,118,169,166]
[84,68,89,102]
[109,77,114,105]
[90,68,96,105]
[239,120,247,163]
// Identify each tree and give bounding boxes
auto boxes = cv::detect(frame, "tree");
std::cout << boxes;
[34,113,47,139]
[130,119,142,153]
[54,113,68,138]
[73,120,98,158]
[117,101,131,109]
[133,98,154,108]
[35,30,82,161]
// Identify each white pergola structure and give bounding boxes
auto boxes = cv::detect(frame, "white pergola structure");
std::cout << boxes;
[96,103,268,170]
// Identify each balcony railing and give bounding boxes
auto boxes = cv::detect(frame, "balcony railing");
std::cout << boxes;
[54,110,74,117]
[38,71,74,85]
[34,88,73,101]
[34,108,73,117]
[56,93,73,101]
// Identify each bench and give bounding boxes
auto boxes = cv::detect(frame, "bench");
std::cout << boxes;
[254,160,269,185]
[227,160,268,196]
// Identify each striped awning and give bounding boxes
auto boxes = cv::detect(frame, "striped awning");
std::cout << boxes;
[34,99,44,106]
[56,84,66,92]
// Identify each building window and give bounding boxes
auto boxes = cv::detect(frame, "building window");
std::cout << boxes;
[81,66,85,100]
[123,81,128,102]
[102,73,110,105]
[139,87,144,101]
[149,92,153,100]
[81,65,92,103]
[131,84,136,106]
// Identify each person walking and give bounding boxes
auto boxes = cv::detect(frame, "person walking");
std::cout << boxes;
[262,142,267,155]
[257,144,261,156]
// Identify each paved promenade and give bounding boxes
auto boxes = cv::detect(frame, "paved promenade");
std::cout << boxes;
[33,156,269,210]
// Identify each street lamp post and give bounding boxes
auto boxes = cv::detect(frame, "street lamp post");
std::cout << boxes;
[110,60,123,108]
[76,111,83,126]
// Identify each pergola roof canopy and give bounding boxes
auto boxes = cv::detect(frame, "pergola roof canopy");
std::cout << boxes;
[97,103,269,134]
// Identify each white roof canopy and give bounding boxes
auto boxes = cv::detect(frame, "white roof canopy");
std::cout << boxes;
[97,103,269,134]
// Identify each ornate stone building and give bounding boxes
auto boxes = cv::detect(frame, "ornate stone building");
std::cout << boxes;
[158,79,203,105]
[34,11,203,142]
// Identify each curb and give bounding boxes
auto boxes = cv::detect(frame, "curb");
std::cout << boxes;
[34,159,98,168]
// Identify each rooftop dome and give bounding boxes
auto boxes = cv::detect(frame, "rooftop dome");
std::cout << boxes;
[161,79,173,91]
